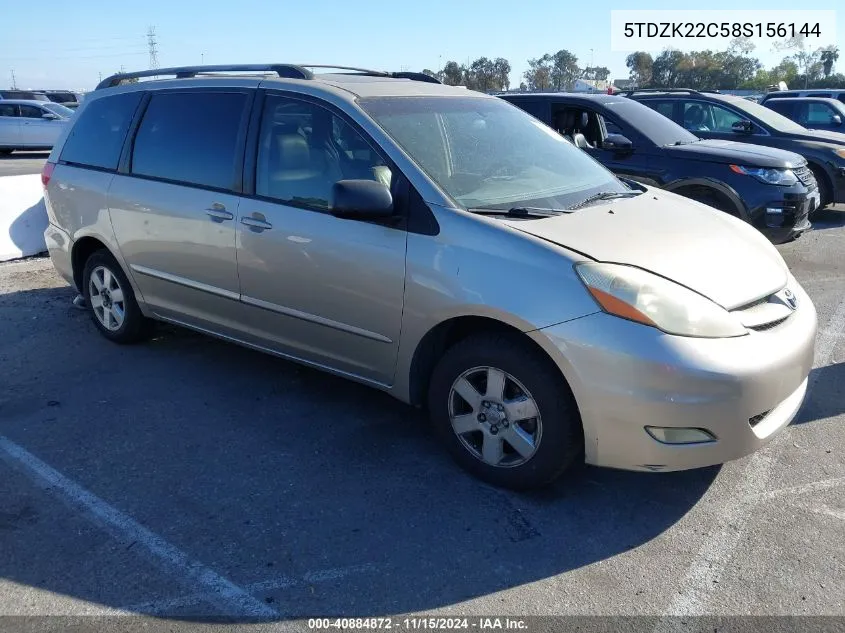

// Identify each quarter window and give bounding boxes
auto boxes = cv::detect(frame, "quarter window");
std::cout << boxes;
[60,92,141,170]
[131,91,248,191]
[256,95,392,209]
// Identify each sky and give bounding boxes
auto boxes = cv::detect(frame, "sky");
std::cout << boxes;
[2,0,843,92]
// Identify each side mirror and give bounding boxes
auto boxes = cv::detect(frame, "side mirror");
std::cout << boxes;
[731,120,754,134]
[604,133,633,151]
[831,114,843,126]
[331,180,394,219]
[41,112,59,120]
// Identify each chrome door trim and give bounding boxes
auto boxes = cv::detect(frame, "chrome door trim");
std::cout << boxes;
[155,314,392,390]
[130,264,240,301]
[241,294,393,343]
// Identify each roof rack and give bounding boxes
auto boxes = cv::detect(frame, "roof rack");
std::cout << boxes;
[95,64,441,90]
[619,88,722,97]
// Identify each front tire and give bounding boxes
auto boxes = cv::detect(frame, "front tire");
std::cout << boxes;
[82,250,151,344]
[427,332,583,490]
[808,165,831,214]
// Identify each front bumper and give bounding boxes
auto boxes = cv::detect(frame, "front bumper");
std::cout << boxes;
[748,185,814,243]
[532,278,817,472]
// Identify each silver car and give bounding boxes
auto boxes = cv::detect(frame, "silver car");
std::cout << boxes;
[43,64,816,489]
[0,99,73,154]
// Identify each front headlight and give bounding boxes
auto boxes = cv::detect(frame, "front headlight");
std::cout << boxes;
[730,165,798,186]
[575,263,747,338]
[834,148,845,160]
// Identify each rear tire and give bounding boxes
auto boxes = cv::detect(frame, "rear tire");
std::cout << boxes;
[427,332,583,490]
[82,250,152,344]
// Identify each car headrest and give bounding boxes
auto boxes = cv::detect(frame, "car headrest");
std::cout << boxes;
[275,133,310,170]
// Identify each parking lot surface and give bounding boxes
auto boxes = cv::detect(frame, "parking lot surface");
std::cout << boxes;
[1,199,844,628]
[0,152,50,177]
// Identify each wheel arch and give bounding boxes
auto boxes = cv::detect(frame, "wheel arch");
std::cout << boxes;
[664,177,746,219]
[805,160,833,207]
[405,314,574,410]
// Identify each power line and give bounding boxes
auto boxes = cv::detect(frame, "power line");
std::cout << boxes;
[147,26,159,70]
[0,51,147,62]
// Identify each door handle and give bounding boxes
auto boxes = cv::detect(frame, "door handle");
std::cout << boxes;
[206,203,234,222]
[241,214,273,232]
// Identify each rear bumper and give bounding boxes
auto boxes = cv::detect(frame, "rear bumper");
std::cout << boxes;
[44,222,75,288]
[532,277,817,472]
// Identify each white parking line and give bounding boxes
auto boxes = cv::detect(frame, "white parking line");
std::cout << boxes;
[753,476,845,502]
[119,563,375,616]
[0,436,278,619]
[654,290,845,624]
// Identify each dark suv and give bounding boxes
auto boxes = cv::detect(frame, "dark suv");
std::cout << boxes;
[624,89,845,210]
[763,97,845,133]
[501,93,814,243]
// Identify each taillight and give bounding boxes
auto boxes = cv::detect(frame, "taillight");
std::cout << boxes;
[41,161,55,187]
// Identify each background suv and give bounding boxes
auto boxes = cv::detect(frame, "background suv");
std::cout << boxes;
[502,93,814,243]
[763,97,845,133]
[42,64,815,489]
[625,89,845,211]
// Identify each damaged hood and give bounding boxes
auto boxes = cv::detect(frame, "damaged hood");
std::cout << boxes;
[503,188,788,310]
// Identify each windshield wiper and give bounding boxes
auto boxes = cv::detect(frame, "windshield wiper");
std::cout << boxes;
[567,191,641,210]
[468,206,569,218]
[670,140,698,146]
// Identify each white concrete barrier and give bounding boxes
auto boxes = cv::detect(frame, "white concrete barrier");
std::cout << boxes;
[0,174,48,262]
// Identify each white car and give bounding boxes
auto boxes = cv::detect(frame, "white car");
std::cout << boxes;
[0,99,73,154]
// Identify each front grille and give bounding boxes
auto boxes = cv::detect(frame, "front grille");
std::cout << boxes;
[794,165,817,187]
[749,316,789,332]
[749,410,771,428]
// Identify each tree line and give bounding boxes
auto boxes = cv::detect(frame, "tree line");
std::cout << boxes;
[421,38,841,93]
[422,51,609,92]
[626,38,841,91]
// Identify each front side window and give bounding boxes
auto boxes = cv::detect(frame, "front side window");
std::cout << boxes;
[359,96,626,211]
[802,103,837,126]
[256,95,392,209]
[682,102,743,133]
[19,105,45,119]
[60,91,142,170]
[131,91,248,191]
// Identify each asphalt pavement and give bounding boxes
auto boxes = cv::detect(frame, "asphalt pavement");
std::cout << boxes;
[0,152,50,176]
[0,198,843,631]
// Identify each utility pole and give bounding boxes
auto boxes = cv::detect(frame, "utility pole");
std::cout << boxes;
[147,26,159,70]
[10,69,16,89]
[201,52,205,64]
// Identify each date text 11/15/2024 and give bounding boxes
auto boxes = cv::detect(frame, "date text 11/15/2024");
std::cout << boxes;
[307,617,529,630]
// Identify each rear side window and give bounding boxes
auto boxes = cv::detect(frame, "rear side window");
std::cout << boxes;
[646,100,675,120]
[0,104,17,117]
[60,92,141,170]
[765,100,794,118]
[130,91,248,191]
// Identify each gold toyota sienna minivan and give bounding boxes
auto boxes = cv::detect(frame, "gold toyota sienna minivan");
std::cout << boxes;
[43,64,817,489]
